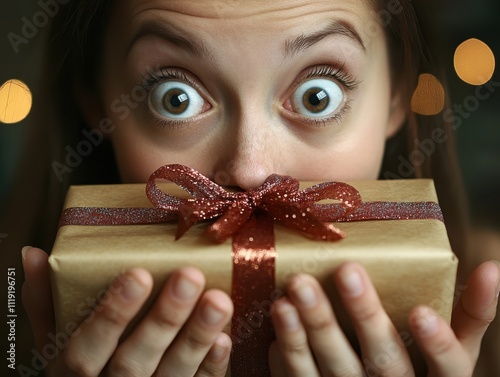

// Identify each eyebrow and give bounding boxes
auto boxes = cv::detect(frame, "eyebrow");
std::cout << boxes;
[127,19,364,61]
[283,20,365,59]
[126,19,213,59]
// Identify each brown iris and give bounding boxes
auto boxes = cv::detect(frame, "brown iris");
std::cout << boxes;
[302,87,329,113]
[162,88,190,115]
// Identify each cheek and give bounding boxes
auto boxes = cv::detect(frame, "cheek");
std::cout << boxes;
[336,57,392,180]
[296,133,386,181]
[109,118,221,183]
[341,133,387,180]
[110,131,163,182]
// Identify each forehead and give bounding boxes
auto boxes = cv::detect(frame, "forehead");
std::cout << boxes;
[125,0,372,17]
[120,0,375,30]
[110,0,380,58]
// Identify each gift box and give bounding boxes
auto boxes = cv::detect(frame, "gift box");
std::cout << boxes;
[49,167,457,376]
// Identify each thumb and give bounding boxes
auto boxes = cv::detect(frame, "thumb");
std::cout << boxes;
[451,260,500,361]
[21,247,56,353]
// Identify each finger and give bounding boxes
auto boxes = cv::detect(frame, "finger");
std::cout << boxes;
[155,289,233,376]
[195,332,232,377]
[268,341,287,377]
[410,306,473,377]
[334,263,414,377]
[57,268,153,377]
[271,298,320,377]
[285,275,364,376]
[21,247,55,352]
[451,260,500,360]
[108,267,205,376]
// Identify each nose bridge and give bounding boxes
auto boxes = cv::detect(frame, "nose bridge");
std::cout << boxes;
[230,107,277,189]
[212,34,282,189]
[216,94,279,189]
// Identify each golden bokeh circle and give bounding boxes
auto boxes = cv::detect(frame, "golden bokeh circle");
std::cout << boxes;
[454,38,495,86]
[411,73,445,116]
[0,79,33,124]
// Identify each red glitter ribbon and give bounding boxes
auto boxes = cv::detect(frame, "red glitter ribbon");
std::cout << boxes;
[59,164,444,377]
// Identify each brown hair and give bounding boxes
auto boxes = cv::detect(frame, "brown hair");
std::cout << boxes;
[2,0,469,258]
[377,0,470,272]
[0,0,471,368]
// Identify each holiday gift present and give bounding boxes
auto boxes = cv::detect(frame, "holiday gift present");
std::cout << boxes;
[49,165,457,376]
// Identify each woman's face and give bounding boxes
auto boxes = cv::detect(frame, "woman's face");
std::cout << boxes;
[95,0,405,188]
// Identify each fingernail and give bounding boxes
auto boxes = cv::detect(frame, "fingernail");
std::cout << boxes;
[201,304,225,326]
[172,275,199,300]
[294,281,317,308]
[210,337,229,361]
[278,303,300,331]
[340,270,364,297]
[114,275,146,301]
[21,246,32,261]
[412,307,438,337]
[495,263,500,299]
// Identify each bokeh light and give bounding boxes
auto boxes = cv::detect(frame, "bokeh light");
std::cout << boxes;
[411,73,445,116]
[0,79,32,124]
[454,38,495,86]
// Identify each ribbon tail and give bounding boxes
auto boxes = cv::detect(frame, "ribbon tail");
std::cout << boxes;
[264,204,346,241]
[206,204,253,243]
[231,211,276,377]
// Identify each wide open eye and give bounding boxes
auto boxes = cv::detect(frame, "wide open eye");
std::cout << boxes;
[291,78,344,118]
[149,81,207,120]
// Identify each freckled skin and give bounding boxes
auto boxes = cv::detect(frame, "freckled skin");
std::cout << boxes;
[91,0,405,188]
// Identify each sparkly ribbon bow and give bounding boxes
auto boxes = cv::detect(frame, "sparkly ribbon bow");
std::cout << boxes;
[146,164,362,243]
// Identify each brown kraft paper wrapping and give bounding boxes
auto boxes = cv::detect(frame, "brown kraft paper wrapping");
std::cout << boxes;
[49,179,458,375]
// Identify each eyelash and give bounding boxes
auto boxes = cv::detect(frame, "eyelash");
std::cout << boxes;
[140,65,360,129]
[141,68,193,90]
[294,65,360,127]
[141,68,203,130]
[303,64,360,91]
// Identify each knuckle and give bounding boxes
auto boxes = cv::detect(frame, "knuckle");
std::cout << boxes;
[62,353,99,377]
[432,335,456,356]
[100,303,131,328]
[197,361,227,377]
[151,310,185,330]
[337,371,364,377]
[383,364,414,377]
[352,301,382,323]
[280,340,310,356]
[362,362,412,377]
[332,363,364,377]
[462,300,497,327]
[107,357,142,377]
[473,314,496,327]
[150,300,192,330]
[185,329,213,352]
[306,312,336,332]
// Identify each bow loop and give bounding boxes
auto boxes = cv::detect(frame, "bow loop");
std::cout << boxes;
[145,165,362,242]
